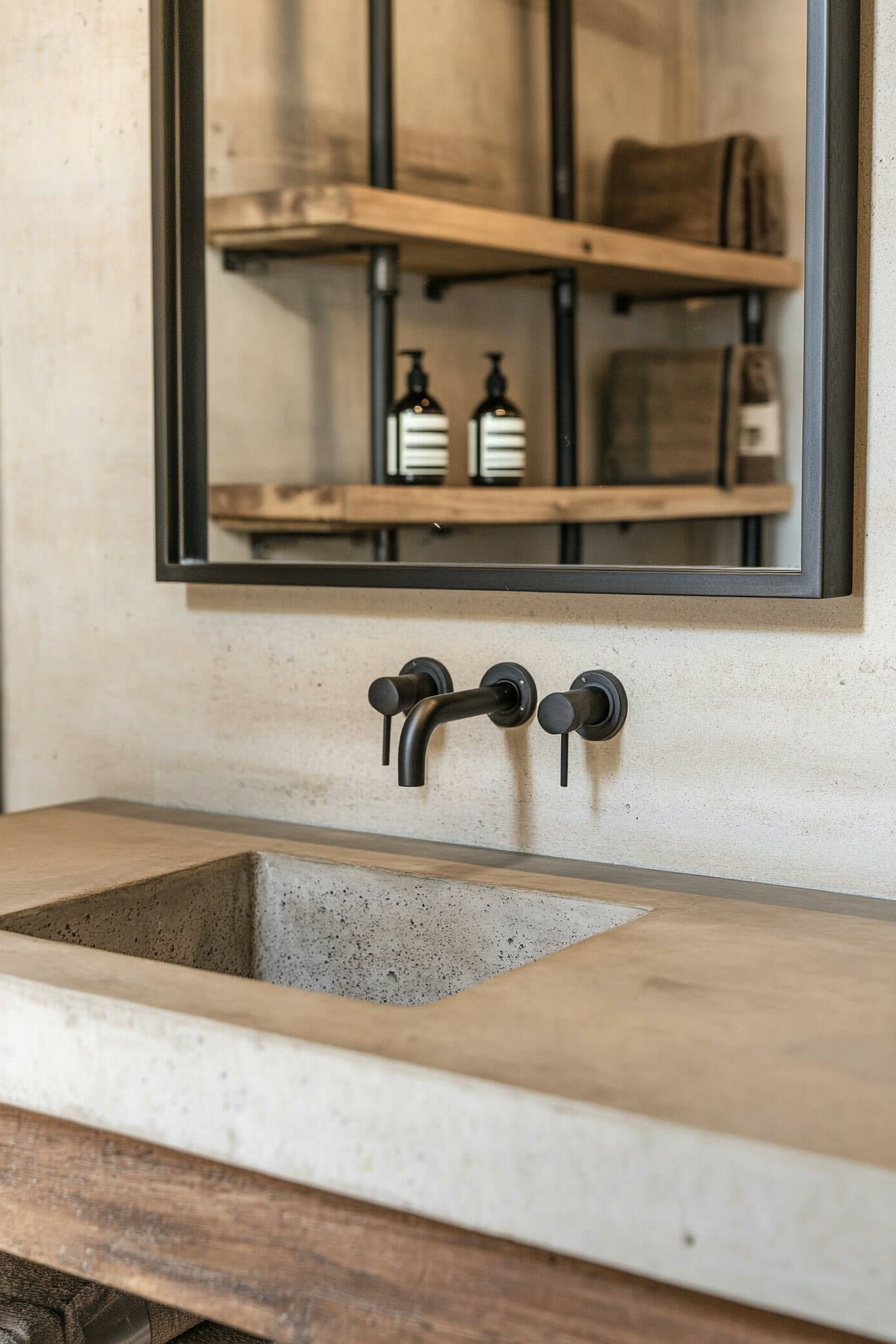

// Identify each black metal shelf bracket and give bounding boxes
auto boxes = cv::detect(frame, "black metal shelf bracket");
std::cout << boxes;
[613,287,759,315]
[423,267,558,301]
[223,243,371,274]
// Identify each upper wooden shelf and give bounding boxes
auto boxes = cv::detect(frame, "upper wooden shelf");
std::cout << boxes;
[210,482,794,532]
[206,185,803,297]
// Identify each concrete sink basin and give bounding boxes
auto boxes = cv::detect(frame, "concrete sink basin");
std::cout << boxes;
[0,851,646,1007]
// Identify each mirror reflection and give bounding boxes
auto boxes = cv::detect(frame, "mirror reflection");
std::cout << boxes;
[204,0,807,570]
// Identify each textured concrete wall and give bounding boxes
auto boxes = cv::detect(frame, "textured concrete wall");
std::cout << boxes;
[0,2,887,901]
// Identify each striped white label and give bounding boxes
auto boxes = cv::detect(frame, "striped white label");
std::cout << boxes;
[478,413,526,479]
[739,402,781,458]
[399,411,448,477]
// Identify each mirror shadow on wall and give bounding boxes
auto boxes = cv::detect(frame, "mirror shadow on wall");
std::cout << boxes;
[203,0,807,573]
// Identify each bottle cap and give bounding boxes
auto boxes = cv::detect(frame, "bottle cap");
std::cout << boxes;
[400,349,428,396]
[485,352,507,398]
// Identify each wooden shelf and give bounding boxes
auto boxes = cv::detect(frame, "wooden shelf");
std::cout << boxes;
[207,185,803,297]
[210,482,794,533]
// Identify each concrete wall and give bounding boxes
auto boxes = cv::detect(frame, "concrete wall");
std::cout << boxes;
[0,2,888,901]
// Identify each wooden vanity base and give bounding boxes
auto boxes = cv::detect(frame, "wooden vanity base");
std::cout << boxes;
[0,1105,872,1344]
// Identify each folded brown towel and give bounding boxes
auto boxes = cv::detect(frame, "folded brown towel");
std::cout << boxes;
[0,1254,200,1344]
[737,348,784,485]
[602,346,783,488]
[605,135,785,254]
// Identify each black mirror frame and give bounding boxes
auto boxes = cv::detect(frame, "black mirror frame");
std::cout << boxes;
[151,0,859,598]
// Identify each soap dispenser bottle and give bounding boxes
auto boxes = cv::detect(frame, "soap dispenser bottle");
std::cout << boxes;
[468,353,527,486]
[387,350,449,485]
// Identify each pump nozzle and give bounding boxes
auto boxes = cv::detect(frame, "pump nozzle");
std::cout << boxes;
[399,349,428,396]
[484,351,507,398]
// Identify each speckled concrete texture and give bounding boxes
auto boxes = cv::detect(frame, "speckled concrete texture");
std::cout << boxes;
[253,852,646,1005]
[0,2,890,904]
[0,969,894,1342]
[0,857,253,979]
[0,851,645,1007]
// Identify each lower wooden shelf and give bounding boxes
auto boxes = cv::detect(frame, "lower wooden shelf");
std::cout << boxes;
[209,482,794,532]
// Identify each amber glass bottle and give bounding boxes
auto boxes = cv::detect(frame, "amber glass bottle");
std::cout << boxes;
[386,350,449,485]
[468,353,526,486]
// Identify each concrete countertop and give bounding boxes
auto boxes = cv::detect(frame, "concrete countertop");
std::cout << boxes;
[0,800,893,1341]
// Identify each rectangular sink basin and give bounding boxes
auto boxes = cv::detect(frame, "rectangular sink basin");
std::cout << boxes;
[0,852,647,1007]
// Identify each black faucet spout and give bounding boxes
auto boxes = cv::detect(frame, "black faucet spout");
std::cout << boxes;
[398,684,519,787]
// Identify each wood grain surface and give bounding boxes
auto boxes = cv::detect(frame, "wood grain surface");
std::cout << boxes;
[205,184,803,295]
[208,482,794,530]
[0,1106,873,1344]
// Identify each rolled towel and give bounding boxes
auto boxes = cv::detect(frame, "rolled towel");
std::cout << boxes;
[604,135,785,254]
[0,1254,200,1344]
[602,346,783,488]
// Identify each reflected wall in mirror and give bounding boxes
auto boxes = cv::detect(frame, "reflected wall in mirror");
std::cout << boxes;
[152,0,858,596]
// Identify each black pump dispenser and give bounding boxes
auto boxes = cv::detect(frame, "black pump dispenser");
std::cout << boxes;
[468,353,527,486]
[387,350,449,485]
[404,350,428,396]
[485,352,507,398]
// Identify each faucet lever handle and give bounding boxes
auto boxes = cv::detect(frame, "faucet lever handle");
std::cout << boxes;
[368,659,454,767]
[537,671,628,788]
[538,686,609,737]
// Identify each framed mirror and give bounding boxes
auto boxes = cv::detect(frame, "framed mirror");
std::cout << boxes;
[152,0,858,597]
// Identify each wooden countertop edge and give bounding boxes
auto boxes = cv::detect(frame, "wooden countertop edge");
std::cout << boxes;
[0,1104,873,1344]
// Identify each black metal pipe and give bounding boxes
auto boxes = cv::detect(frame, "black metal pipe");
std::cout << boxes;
[369,0,397,561]
[554,269,581,564]
[741,516,763,568]
[369,0,394,190]
[741,288,766,344]
[369,247,398,564]
[740,289,766,566]
[549,0,580,565]
[369,251,397,487]
[549,0,576,221]
[398,684,519,787]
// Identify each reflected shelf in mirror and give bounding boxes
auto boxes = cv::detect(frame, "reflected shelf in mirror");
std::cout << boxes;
[155,0,857,595]
[206,184,803,298]
[209,482,794,534]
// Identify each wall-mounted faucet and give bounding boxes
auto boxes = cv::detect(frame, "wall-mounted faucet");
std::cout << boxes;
[397,662,537,787]
[368,658,453,766]
[537,670,627,787]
